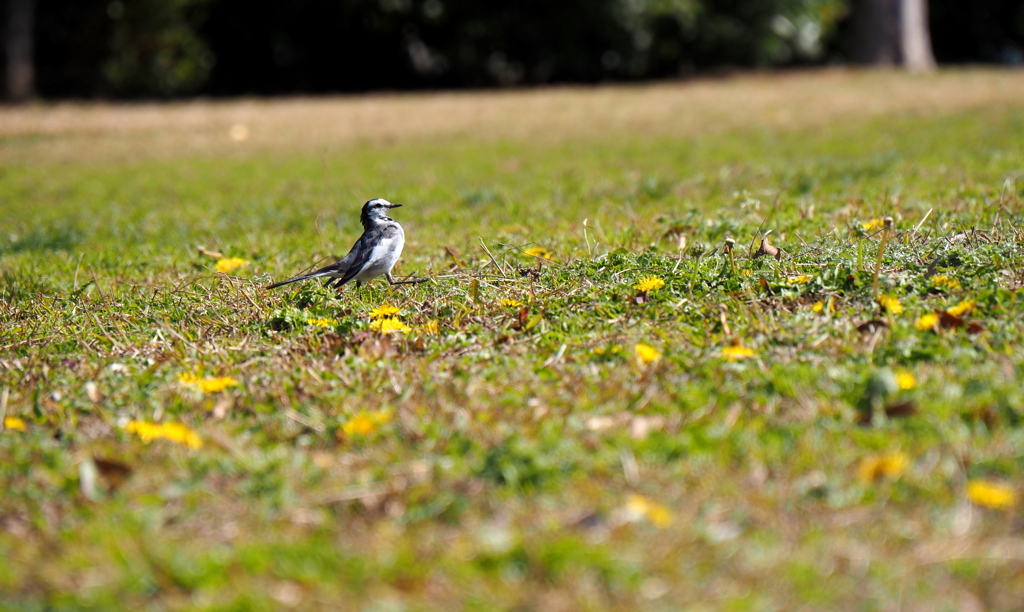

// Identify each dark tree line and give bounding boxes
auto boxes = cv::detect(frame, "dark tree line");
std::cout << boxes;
[4,0,1024,100]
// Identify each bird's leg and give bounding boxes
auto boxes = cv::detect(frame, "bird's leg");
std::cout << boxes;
[386,273,429,286]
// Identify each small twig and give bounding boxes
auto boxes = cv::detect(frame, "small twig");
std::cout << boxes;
[582,218,592,257]
[284,409,324,433]
[478,238,506,276]
[620,448,639,486]
[316,484,390,506]
[752,192,782,253]
[872,217,894,301]
[671,253,684,275]
[914,207,934,233]
[540,344,567,368]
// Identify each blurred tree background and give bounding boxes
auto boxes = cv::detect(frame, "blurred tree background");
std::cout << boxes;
[3,0,1024,100]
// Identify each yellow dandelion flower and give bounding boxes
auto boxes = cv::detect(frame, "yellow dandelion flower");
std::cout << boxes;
[722,345,756,361]
[420,319,440,334]
[812,300,837,314]
[967,480,1017,510]
[625,494,673,528]
[895,371,916,390]
[3,416,26,432]
[523,246,553,260]
[369,305,401,319]
[862,218,886,232]
[306,317,337,328]
[787,275,813,284]
[879,295,904,314]
[741,269,752,276]
[634,276,666,293]
[593,345,623,357]
[931,275,961,290]
[635,343,661,365]
[369,317,412,335]
[500,298,524,308]
[179,372,239,394]
[946,299,976,318]
[341,410,392,437]
[858,452,908,482]
[214,257,249,274]
[915,313,939,331]
[125,421,202,449]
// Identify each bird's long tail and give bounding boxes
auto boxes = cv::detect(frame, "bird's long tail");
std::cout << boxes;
[266,275,310,290]
[266,270,333,290]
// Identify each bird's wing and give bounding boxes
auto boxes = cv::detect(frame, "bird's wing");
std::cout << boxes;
[335,227,401,286]
[334,234,380,286]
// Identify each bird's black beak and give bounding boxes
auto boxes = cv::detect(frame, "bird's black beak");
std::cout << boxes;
[388,203,403,209]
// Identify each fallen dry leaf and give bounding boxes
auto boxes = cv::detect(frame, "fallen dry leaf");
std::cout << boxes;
[94,457,133,491]
[197,246,224,259]
[857,319,889,334]
[212,396,234,420]
[857,400,918,425]
[358,335,397,361]
[754,236,781,260]
[938,312,964,330]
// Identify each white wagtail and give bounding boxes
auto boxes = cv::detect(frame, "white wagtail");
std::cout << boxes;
[267,198,425,290]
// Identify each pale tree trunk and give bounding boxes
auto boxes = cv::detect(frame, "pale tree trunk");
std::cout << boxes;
[899,0,935,71]
[849,0,936,71]
[5,0,37,101]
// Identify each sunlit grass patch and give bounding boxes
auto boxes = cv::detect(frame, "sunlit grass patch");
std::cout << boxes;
[3,72,1024,610]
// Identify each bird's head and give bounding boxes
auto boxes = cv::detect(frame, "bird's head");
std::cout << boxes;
[360,198,402,227]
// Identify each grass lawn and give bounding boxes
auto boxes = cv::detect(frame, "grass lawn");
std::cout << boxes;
[3,69,1024,610]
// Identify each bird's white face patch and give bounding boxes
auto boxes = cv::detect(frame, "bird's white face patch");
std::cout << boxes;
[363,198,396,223]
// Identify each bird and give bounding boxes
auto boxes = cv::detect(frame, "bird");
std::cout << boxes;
[267,198,423,290]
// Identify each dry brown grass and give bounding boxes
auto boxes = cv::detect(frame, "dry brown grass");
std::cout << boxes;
[3,69,1024,164]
